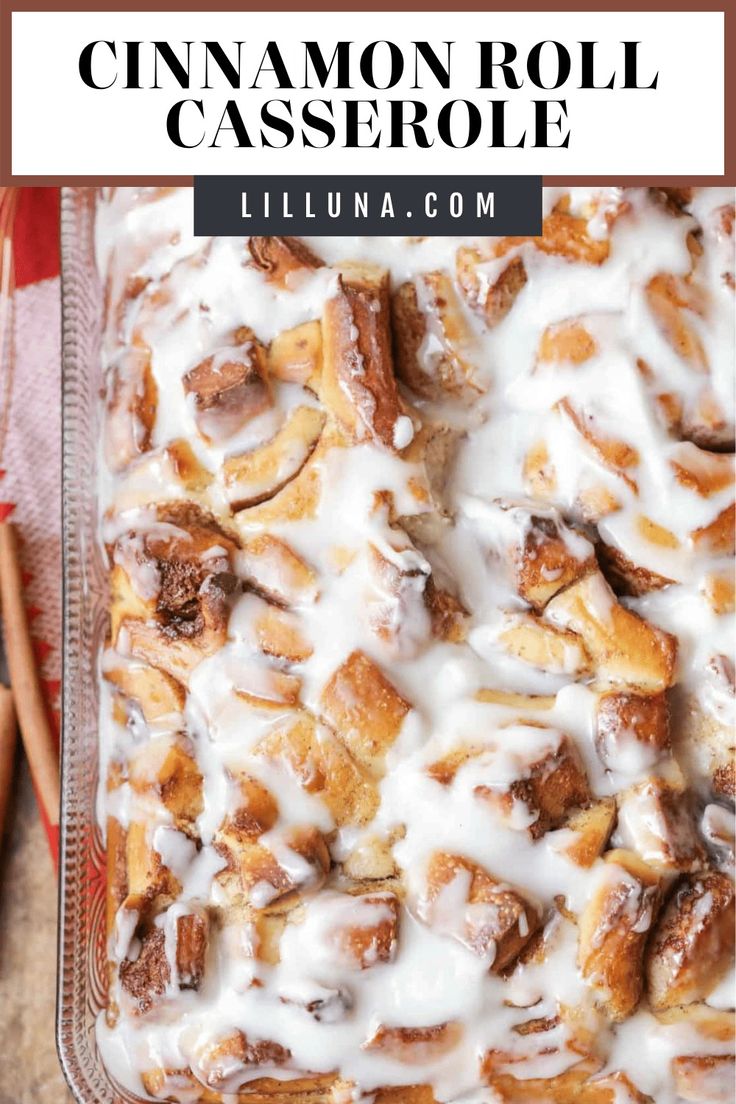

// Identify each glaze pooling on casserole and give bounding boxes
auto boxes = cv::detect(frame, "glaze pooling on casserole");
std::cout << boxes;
[96,188,735,1104]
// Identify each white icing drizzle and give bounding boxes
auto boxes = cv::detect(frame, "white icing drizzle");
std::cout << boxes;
[95,187,735,1103]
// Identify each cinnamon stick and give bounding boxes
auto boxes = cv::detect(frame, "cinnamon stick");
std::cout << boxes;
[0,685,16,842]
[0,522,60,826]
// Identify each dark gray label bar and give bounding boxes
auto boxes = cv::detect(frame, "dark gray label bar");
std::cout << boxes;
[193,176,541,236]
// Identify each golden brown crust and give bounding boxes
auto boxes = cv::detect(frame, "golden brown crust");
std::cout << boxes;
[692,503,736,555]
[646,871,735,1009]
[456,249,528,327]
[106,815,128,940]
[319,650,411,778]
[483,1065,653,1104]
[577,849,662,1021]
[176,912,209,991]
[120,579,235,685]
[105,662,186,722]
[595,690,670,771]
[424,577,468,643]
[253,603,313,663]
[143,1067,344,1104]
[214,823,330,910]
[537,319,598,366]
[222,774,279,841]
[495,208,615,265]
[321,265,404,449]
[414,851,541,972]
[253,712,379,828]
[498,611,592,677]
[196,1030,291,1090]
[681,391,736,452]
[362,1021,463,1064]
[474,733,590,840]
[544,572,678,691]
[596,540,674,597]
[124,820,181,915]
[120,907,209,1013]
[701,570,735,615]
[372,1088,437,1104]
[163,1074,350,1103]
[392,271,478,398]
[247,236,323,287]
[653,1003,735,1042]
[669,444,734,498]
[129,734,204,829]
[562,798,617,868]
[657,187,695,210]
[330,892,400,969]
[505,507,596,611]
[184,336,272,444]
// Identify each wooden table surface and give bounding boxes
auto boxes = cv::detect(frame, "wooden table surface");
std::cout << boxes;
[0,756,71,1103]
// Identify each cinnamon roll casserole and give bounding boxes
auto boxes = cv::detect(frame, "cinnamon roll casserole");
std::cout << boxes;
[97,188,735,1103]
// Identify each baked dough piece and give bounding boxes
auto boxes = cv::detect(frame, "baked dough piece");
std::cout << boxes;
[97,194,735,1104]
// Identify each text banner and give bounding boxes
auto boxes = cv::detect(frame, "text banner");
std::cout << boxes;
[193,175,542,235]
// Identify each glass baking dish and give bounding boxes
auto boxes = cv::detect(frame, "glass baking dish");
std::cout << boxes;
[57,186,144,1104]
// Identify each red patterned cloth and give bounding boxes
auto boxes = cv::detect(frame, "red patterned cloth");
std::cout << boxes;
[0,187,61,861]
